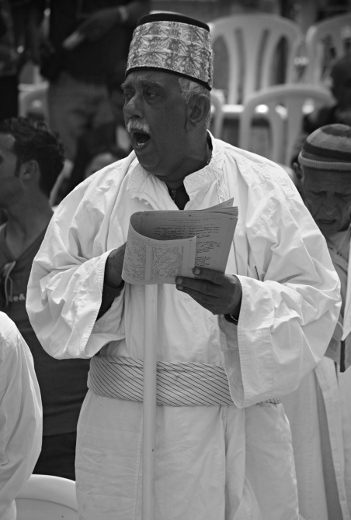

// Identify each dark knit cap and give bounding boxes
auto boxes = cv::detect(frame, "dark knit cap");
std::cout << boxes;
[298,124,351,171]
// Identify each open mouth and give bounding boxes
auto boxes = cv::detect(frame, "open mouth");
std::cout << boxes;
[319,218,336,225]
[132,131,151,150]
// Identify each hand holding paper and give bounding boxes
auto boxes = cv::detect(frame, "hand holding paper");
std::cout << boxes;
[176,267,242,317]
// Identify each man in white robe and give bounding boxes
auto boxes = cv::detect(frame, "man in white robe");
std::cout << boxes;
[282,124,351,520]
[26,13,341,520]
[0,312,42,520]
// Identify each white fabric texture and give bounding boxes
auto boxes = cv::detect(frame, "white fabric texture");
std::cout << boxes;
[281,359,350,520]
[0,312,42,520]
[340,369,351,518]
[281,228,351,520]
[26,136,341,520]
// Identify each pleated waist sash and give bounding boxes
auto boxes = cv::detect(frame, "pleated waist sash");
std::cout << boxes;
[88,354,280,407]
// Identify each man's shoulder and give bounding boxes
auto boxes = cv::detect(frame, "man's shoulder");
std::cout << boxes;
[82,151,136,189]
[217,138,296,194]
[0,312,19,359]
[53,152,137,220]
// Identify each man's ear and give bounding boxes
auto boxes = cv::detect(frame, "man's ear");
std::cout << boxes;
[19,159,40,183]
[186,94,211,131]
[293,161,303,181]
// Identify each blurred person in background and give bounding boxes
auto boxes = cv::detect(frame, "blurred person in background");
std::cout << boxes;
[0,117,90,480]
[0,0,20,121]
[59,62,131,201]
[28,0,150,161]
[291,55,351,170]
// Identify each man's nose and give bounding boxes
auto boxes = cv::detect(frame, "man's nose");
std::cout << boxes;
[323,206,337,216]
[123,92,143,119]
[322,197,338,215]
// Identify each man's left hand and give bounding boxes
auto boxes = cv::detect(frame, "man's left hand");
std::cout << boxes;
[176,267,242,318]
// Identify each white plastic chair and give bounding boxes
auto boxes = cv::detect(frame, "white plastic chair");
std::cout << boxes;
[304,13,351,84]
[210,89,225,139]
[209,14,302,120]
[15,474,78,520]
[19,83,49,121]
[239,83,334,166]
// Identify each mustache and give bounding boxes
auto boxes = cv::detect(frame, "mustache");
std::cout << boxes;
[126,119,150,134]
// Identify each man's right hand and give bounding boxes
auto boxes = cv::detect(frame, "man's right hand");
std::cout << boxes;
[104,244,126,288]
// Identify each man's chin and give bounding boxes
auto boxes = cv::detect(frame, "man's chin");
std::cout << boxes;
[134,152,157,175]
[318,222,339,238]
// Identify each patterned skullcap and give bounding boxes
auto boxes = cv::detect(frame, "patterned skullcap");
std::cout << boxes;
[298,124,351,171]
[126,12,213,90]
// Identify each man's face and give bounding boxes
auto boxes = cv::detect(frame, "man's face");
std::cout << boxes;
[300,165,351,237]
[122,70,189,184]
[0,133,22,209]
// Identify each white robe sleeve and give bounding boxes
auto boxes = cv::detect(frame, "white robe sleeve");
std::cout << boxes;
[27,164,127,360]
[220,166,341,408]
[0,314,42,519]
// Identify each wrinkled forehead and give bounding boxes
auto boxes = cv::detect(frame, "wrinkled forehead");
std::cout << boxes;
[303,166,351,191]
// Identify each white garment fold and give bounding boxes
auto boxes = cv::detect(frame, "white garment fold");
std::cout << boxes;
[0,312,42,520]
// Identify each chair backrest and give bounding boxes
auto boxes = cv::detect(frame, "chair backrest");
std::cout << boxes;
[239,83,334,166]
[209,14,302,105]
[15,474,78,520]
[304,13,351,84]
[18,83,49,121]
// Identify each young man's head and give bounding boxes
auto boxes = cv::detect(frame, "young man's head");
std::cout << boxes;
[294,124,351,238]
[0,117,65,209]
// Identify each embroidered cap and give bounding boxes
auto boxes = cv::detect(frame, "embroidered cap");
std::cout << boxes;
[126,12,213,90]
[298,124,351,171]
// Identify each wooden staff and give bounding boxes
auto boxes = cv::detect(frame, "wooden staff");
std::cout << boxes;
[143,283,158,519]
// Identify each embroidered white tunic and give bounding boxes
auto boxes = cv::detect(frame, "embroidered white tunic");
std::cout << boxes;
[0,312,42,520]
[27,137,341,520]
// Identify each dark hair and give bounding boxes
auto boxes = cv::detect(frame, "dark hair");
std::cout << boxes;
[0,117,65,197]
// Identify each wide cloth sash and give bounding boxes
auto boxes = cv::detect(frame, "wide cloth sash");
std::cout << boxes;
[88,355,280,407]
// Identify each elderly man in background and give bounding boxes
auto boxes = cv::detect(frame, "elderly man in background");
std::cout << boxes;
[0,312,42,520]
[27,13,341,520]
[282,124,351,520]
